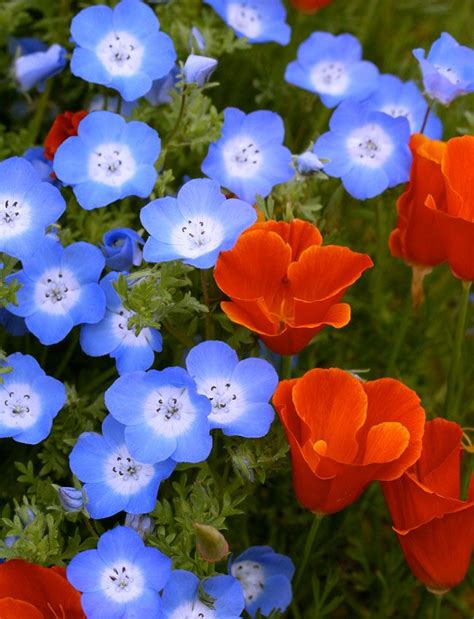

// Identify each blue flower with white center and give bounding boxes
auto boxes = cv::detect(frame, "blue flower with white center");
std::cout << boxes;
[184,54,218,87]
[0,352,66,445]
[314,100,412,200]
[70,0,176,101]
[413,32,474,105]
[141,178,257,269]
[229,546,295,617]
[161,570,245,619]
[105,367,212,464]
[23,147,56,184]
[13,43,66,92]
[67,525,172,619]
[185,340,277,438]
[201,108,294,204]
[80,272,162,375]
[204,0,290,45]
[101,227,143,271]
[285,32,379,108]
[69,415,174,519]
[364,74,442,139]
[8,237,106,346]
[0,157,65,261]
[53,111,161,210]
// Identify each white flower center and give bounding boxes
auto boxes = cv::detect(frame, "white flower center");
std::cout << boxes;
[171,216,225,258]
[104,444,155,496]
[346,123,393,168]
[169,599,216,619]
[434,64,461,85]
[96,31,144,76]
[101,560,145,602]
[88,143,136,187]
[0,383,40,430]
[197,378,244,426]
[34,268,81,316]
[310,61,349,95]
[223,136,263,178]
[227,3,262,38]
[231,560,265,605]
[111,306,151,348]
[143,387,196,438]
[0,195,31,239]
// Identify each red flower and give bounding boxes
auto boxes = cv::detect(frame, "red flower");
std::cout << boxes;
[290,0,333,13]
[0,560,85,618]
[44,111,88,161]
[214,219,373,355]
[382,418,474,593]
[273,368,425,514]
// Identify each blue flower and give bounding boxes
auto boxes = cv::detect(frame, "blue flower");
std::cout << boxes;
[314,100,412,200]
[67,525,172,618]
[13,43,66,91]
[58,487,84,513]
[201,108,294,204]
[53,111,161,210]
[144,66,179,105]
[69,415,174,519]
[80,272,162,375]
[104,367,212,464]
[285,32,379,108]
[185,340,277,438]
[229,546,295,617]
[101,227,143,271]
[296,151,324,174]
[8,237,106,345]
[0,157,65,260]
[204,0,291,45]
[161,570,245,618]
[70,0,176,101]
[0,352,66,445]
[23,147,56,184]
[141,178,257,269]
[184,54,218,87]
[413,32,474,105]
[364,74,442,139]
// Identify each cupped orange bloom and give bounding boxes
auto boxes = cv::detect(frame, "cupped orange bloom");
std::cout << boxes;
[273,368,425,514]
[44,110,88,161]
[0,560,85,618]
[290,0,333,12]
[382,418,474,593]
[214,219,373,355]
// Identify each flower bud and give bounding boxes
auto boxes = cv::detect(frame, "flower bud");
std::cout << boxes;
[183,54,218,88]
[58,487,84,513]
[192,522,229,563]
[101,227,143,271]
[125,513,154,540]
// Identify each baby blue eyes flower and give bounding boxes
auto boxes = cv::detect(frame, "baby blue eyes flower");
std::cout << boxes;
[0,157,65,261]
[314,100,412,200]
[69,415,175,519]
[53,111,161,210]
[205,0,291,46]
[185,340,277,438]
[101,227,143,271]
[80,272,163,375]
[229,546,295,617]
[67,525,172,619]
[296,151,324,174]
[8,237,106,345]
[13,43,66,92]
[285,32,379,108]
[201,108,294,204]
[140,178,257,269]
[0,352,66,445]
[413,32,474,105]
[184,54,218,87]
[161,569,245,618]
[71,0,176,102]
[58,486,84,513]
[105,367,212,464]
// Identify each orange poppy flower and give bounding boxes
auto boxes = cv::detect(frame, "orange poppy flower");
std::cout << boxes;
[382,418,474,593]
[273,368,425,514]
[0,560,85,618]
[44,110,88,161]
[214,219,373,355]
[290,0,333,12]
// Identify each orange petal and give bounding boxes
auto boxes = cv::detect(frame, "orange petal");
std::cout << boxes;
[292,299,351,329]
[0,599,43,618]
[362,422,409,465]
[220,299,278,336]
[442,135,474,222]
[252,219,323,260]
[260,325,320,355]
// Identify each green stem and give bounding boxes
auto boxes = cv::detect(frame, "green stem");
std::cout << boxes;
[279,355,293,380]
[29,79,53,144]
[163,86,188,149]
[386,290,412,375]
[293,514,324,592]
[420,102,433,134]
[56,331,79,378]
[444,281,472,419]
[432,593,443,619]
[83,515,99,539]
[200,269,213,340]
[373,202,387,320]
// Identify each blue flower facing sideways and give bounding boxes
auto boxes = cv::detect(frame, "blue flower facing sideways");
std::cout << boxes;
[105,367,212,464]
[70,0,176,101]
[184,54,218,87]
[141,178,257,269]
[0,353,66,445]
[185,340,277,438]
[13,42,66,91]
[69,415,174,519]
[101,227,143,271]
[67,525,172,619]
[53,111,161,210]
[201,108,294,204]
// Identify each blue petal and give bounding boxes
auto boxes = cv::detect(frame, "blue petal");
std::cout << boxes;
[185,340,238,384]
[80,313,121,357]
[24,178,66,226]
[4,352,43,381]
[215,402,275,438]
[124,476,161,514]
[242,111,285,147]
[132,547,172,591]
[161,569,199,613]
[26,311,74,345]
[97,525,145,565]
[21,236,63,279]
[0,157,38,196]
[173,421,212,463]
[177,178,224,215]
[122,121,161,164]
[81,590,124,619]
[53,137,90,185]
[101,414,125,449]
[62,242,105,284]
[342,165,389,200]
[284,61,315,92]
[314,132,354,177]
[121,164,157,199]
[71,5,113,49]
[111,73,153,102]
[112,0,160,38]
[32,375,66,416]
[68,283,106,326]
[231,358,278,402]
[205,575,245,616]
[141,32,177,79]
[70,48,111,88]
[249,574,292,616]
[78,111,126,149]
[74,180,122,210]
[13,415,53,445]
[66,549,106,593]
[122,589,163,618]
[125,423,177,463]
[105,371,153,426]
[114,342,155,375]
[69,432,108,482]
[85,481,126,519]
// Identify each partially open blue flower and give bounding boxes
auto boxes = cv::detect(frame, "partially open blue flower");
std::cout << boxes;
[314,100,412,200]
[0,352,66,445]
[67,525,172,618]
[69,415,174,519]
[204,0,290,45]
[105,367,212,464]
[141,178,257,269]
[71,0,176,101]
[184,54,218,87]
[285,32,379,108]
[13,43,66,91]
[229,546,295,617]
[413,32,474,105]
[185,340,277,438]
[53,111,161,210]
[201,108,294,204]
[161,569,245,618]
[101,227,143,271]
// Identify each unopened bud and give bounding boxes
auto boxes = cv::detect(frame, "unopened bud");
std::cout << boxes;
[193,522,229,563]
[125,513,154,540]
[58,486,84,513]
